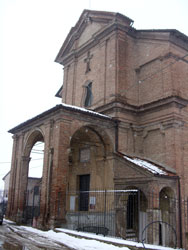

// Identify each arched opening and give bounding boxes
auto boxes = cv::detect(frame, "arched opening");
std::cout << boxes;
[126,188,147,240]
[23,130,44,225]
[159,187,176,247]
[115,187,148,241]
[66,126,113,232]
[68,126,106,210]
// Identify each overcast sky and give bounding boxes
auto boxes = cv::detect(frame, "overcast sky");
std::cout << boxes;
[0,0,188,189]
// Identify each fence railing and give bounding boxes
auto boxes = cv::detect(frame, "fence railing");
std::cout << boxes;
[1,189,188,248]
[66,189,188,248]
[0,190,8,215]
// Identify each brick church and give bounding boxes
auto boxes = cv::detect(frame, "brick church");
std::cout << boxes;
[7,10,188,248]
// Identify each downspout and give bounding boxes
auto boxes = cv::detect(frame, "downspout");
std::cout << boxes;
[178,177,183,249]
[115,120,120,153]
[45,147,54,223]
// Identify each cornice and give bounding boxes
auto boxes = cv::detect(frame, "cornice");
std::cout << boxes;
[136,29,188,51]
[55,9,133,64]
[94,95,188,115]
[8,104,117,134]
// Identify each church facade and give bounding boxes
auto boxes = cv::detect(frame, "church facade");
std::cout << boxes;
[7,10,188,248]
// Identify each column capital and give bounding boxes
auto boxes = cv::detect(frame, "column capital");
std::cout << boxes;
[21,156,31,163]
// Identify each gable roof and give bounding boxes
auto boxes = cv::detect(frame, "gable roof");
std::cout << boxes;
[55,9,133,64]
[8,103,117,134]
[118,153,176,177]
[55,10,188,66]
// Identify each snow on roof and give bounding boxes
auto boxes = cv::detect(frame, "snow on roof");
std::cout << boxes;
[124,156,167,175]
[9,103,115,134]
[61,103,111,119]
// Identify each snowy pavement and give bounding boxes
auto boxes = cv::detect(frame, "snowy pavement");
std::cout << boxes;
[2,220,181,250]
[15,225,130,250]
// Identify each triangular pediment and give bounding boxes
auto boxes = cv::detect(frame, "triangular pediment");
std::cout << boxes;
[55,9,133,64]
[114,153,175,179]
[115,156,153,179]
[77,21,105,48]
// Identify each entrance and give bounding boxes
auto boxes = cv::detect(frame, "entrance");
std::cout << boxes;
[79,175,90,211]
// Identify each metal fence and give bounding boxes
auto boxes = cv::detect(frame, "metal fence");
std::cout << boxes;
[23,186,41,225]
[1,188,188,248]
[0,190,8,216]
[66,189,188,248]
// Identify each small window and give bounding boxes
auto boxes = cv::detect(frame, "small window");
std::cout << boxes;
[84,82,93,107]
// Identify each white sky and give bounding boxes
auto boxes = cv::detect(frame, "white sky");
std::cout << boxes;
[0,0,188,189]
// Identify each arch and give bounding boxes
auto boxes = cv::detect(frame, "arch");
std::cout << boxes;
[115,186,148,241]
[159,187,176,247]
[67,125,114,212]
[159,187,175,218]
[70,125,113,157]
[24,129,45,158]
[159,186,175,199]
[22,129,45,225]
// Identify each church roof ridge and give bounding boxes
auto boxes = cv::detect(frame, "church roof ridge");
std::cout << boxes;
[8,103,116,134]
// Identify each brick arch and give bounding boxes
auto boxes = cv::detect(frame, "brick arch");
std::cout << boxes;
[68,125,114,193]
[115,186,148,239]
[159,186,175,198]
[70,124,113,156]
[159,187,176,247]
[23,128,45,158]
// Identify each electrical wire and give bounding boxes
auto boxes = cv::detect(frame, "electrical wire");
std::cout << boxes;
[0,158,43,164]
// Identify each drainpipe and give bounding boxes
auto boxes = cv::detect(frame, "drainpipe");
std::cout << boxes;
[45,147,54,223]
[115,120,120,153]
[178,177,183,249]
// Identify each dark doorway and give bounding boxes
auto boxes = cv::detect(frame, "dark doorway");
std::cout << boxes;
[79,175,90,211]
[127,192,138,230]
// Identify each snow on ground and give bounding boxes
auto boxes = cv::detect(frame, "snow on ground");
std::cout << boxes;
[19,225,130,250]
[17,224,180,250]
[56,228,180,250]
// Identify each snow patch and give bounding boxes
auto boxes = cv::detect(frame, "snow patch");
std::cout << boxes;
[61,103,111,120]
[56,228,180,250]
[18,225,180,250]
[20,226,130,250]
[124,156,167,175]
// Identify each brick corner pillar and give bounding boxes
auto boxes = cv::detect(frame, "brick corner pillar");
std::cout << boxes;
[146,188,161,245]
[47,119,71,229]
[16,156,31,224]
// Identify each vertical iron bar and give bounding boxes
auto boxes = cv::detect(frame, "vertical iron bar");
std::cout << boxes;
[138,190,140,242]
[104,189,107,233]
[77,191,80,230]
[32,188,35,226]
[187,198,188,232]
[178,178,183,249]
